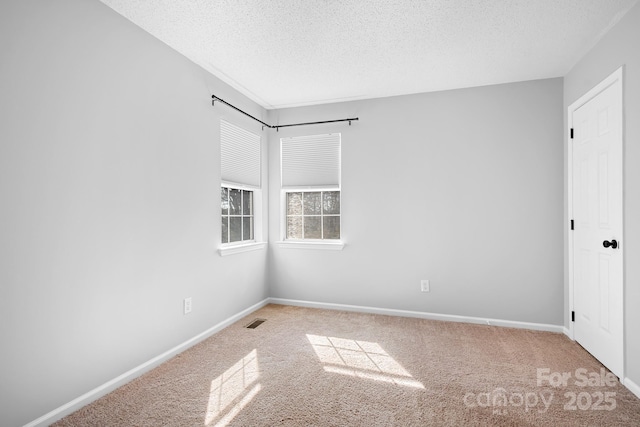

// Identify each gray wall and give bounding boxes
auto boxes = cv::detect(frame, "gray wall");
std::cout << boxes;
[564,1,640,387]
[268,79,564,324]
[0,1,269,426]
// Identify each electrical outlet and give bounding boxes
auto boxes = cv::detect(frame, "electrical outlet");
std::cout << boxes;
[184,297,192,314]
[420,280,430,292]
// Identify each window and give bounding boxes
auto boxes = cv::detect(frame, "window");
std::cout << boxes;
[220,120,261,250]
[221,186,253,244]
[286,191,340,240]
[281,133,341,243]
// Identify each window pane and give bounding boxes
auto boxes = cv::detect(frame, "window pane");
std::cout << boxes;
[221,216,229,244]
[323,191,340,215]
[287,216,302,239]
[221,187,229,215]
[242,190,253,215]
[229,217,242,242]
[323,216,340,239]
[242,217,253,241]
[287,192,302,215]
[303,192,321,215]
[304,216,321,239]
[229,189,241,215]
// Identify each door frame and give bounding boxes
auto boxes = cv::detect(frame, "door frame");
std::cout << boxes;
[567,66,624,378]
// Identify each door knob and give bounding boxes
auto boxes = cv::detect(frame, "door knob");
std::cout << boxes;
[603,239,618,249]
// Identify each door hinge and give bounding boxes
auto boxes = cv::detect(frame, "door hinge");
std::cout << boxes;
[571,219,574,230]
[570,128,574,139]
[571,311,575,322]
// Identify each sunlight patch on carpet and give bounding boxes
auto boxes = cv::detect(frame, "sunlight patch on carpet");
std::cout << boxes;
[324,365,425,389]
[307,334,424,389]
[205,349,261,426]
[211,384,262,427]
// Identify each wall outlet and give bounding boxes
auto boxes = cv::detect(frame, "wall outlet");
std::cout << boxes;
[184,297,192,314]
[420,280,430,292]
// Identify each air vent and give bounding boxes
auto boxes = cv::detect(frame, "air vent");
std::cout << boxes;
[245,318,266,329]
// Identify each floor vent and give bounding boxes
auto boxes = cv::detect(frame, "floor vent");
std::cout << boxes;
[245,318,266,329]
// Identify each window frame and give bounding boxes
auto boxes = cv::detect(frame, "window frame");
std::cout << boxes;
[219,182,266,256]
[279,187,344,250]
[283,189,341,241]
[221,183,255,246]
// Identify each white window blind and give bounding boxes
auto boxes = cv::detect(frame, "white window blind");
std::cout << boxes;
[221,120,261,188]
[281,133,341,188]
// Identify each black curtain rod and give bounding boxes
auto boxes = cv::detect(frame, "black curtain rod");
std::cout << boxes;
[212,94,359,131]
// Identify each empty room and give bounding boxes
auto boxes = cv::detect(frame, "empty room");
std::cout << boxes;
[2,0,640,426]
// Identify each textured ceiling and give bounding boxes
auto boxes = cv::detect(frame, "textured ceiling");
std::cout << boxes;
[100,0,638,109]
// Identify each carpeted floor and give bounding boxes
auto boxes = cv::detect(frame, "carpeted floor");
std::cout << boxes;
[55,304,640,426]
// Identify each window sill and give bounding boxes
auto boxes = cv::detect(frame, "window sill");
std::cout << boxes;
[219,242,267,257]
[275,241,345,251]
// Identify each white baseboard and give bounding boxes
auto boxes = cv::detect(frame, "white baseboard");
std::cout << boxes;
[624,377,640,400]
[24,298,270,427]
[267,298,564,333]
[24,297,571,426]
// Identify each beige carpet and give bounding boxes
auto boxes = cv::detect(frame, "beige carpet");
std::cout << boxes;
[55,304,640,426]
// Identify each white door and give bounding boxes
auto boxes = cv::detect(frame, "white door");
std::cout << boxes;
[570,68,623,378]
